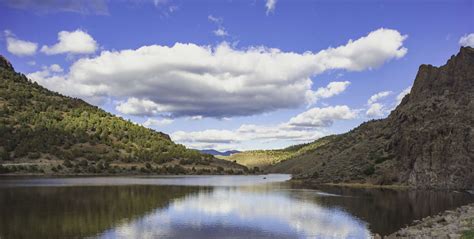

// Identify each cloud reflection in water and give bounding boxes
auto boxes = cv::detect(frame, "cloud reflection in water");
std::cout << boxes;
[98,187,370,239]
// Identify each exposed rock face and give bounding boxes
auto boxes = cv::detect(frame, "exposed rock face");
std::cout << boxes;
[388,47,474,189]
[269,47,474,189]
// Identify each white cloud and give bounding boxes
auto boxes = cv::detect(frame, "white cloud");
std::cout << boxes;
[142,118,173,128]
[41,29,98,55]
[173,129,238,144]
[265,0,277,15]
[208,15,228,37]
[366,91,392,117]
[116,98,169,116]
[4,30,38,56]
[172,105,355,150]
[307,81,350,104]
[213,28,228,37]
[172,124,325,151]
[49,64,63,73]
[29,28,407,118]
[366,103,384,117]
[367,91,392,105]
[396,86,411,105]
[459,33,474,47]
[288,105,357,128]
[27,64,64,77]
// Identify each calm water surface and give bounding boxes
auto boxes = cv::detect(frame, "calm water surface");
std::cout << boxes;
[0,174,473,239]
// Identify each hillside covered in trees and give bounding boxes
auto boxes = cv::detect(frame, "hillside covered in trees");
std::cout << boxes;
[0,55,247,175]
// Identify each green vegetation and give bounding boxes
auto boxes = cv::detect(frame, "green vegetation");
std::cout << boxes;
[462,218,474,239]
[220,136,336,169]
[0,57,245,174]
[462,229,474,239]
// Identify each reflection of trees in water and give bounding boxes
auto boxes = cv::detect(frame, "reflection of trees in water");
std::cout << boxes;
[0,185,204,239]
[291,184,474,236]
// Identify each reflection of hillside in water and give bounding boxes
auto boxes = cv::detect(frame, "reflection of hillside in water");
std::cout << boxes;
[1,176,472,238]
[285,184,474,235]
[0,185,203,239]
[100,186,370,238]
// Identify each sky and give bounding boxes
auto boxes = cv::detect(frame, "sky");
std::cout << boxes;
[0,0,473,151]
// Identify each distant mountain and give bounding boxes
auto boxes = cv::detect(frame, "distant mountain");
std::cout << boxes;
[268,47,474,189]
[200,149,241,156]
[0,55,247,175]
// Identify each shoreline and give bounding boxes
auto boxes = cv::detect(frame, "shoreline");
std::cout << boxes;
[290,178,474,191]
[381,203,474,238]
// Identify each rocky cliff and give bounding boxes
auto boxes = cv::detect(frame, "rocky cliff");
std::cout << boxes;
[269,47,474,189]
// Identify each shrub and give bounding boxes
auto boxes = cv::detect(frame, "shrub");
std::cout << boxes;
[28,152,40,159]
[0,165,9,173]
[78,159,88,167]
[363,165,375,176]
[0,148,10,161]
[63,159,73,168]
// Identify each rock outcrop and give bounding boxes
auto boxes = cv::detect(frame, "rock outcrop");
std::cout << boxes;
[0,55,14,71]
[269,47,474,189]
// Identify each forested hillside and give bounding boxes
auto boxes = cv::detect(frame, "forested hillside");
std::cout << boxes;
[0,55,246,175]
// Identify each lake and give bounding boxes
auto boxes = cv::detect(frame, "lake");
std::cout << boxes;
[0,174,473,238]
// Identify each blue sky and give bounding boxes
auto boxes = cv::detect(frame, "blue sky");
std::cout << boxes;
[1,0,473,151]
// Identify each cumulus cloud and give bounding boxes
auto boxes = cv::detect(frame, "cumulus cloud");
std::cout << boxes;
[41,29,98,55]
[288,105,357,128]
[265,0,277,15]
[307,81,350,104]
[116,98,169,116]
[367,91,392,105]
[366,103,384,117]
[366,91,392,117]
[27,64,64,76]
[2,0,109,15]
[172,105,355,150]
[459,33,474,47]
[172,124,325,151]
[29,28,407,118]
[142,118,173,128]
[4,30,38,56]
